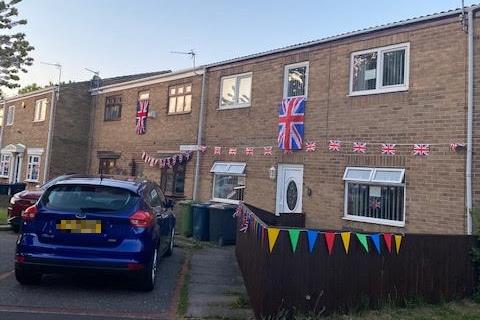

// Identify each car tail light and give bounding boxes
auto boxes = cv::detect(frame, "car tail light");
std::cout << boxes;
[22,205,38,221]
[15,255,25,264]
[127,263,145,270]
[129,210,153,228]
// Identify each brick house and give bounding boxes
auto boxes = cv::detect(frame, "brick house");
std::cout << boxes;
[0,71,168,188]
[89,70,203,199]
[90,7,480,235]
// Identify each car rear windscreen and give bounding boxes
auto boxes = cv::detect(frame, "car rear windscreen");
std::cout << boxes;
[42,184,138,212]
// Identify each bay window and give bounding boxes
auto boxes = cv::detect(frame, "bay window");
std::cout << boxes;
[211,162,246,203]
[343,167,405,227]
[350,43,409,95]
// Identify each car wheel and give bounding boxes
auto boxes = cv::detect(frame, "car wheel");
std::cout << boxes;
[164,227,174,257]
[138,247,158,291]
[15,269,42,285]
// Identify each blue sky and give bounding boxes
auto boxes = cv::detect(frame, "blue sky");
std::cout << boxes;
[5,0,477,96]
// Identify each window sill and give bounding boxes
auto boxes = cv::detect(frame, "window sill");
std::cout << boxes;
[348,86,408,97]
[33,119,46,123]
[0,176,8,179]
[25,179,39,183]
[168,111,192,116]
[103,118,122,122]
[217,104,251,111]
[342,215,405,228]
[210,198,241,205]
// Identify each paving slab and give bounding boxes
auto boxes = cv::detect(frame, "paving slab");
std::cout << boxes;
[185,246,254,319]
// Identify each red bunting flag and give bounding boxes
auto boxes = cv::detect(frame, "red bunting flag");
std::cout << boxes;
[413,144,430,156]
[228,148,237,156]
[214,147,222,155]
[381,144,396,155]
[383,233,392,253]
[328,140,341,152]
[305,141,316,152]
[263,146,273,155]
[353,142,367,153]
[324,232,335,255]
[245,147,254,156]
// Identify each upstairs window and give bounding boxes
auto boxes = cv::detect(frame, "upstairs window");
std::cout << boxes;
[34,98,47,122]
[284,62,309,98]
[6,105,14,126]
[138,90,150,101]
[104,95,122,121]
[168,84,192,114]
[219,73,252,109]
[343,167,405,227]
[350,43,409,96]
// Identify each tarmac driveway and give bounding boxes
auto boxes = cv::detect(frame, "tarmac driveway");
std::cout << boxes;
[0,230,185,320]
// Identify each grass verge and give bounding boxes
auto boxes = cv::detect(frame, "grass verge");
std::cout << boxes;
[0,207,7,224]
[176,252,192,317]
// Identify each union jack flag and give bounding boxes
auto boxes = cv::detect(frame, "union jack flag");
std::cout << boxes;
[413,144,430,156]
[353,142,367,153]
[199,145,207,153]
[305,141,316,152]
[228,148,237,156]
[141,151,146,160]
[328,140,341,152]
[263,146,273,156]
[245,147,254,156]
[172,156,177,166]
[136,99,149,135]
[178,154,184,163]
[381,144,396,155]
[185,152,191,160]
[370,198,381,210]
[214,147,221,155]
[278,97,305,150]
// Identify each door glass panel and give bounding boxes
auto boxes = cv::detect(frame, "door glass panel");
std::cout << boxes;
[286,180,298,211]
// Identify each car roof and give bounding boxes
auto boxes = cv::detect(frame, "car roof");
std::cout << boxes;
[52,177,149,194]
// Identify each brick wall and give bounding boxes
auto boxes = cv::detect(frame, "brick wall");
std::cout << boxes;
[198,16,468,234]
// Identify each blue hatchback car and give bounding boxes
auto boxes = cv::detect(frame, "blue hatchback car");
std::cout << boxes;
[15,177,176,291]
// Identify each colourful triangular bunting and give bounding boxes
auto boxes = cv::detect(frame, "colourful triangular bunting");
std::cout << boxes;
[370,234,381,254]
[324,232,335,255]
[383,233,392,253]
[340,232,351,254]
[394,235,403,254]
[356,233,369,252]
[307,230,318,253]
[268,228,280,253]
[288,229,301,253]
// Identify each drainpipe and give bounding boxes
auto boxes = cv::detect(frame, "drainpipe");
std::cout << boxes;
[0,100,5,152]
[43,87,57,183]
[466,7,479,235]
[193,67,207,201]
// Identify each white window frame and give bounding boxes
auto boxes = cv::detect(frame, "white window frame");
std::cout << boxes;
[0,153,11,178]
[283,61,309,99]
[211,162,246,204]
[6,105,14,126]
[218,72,252,110]
[343,167,406,227]
[349,43,410,96]
[138,90,150,101]
[25,154,42,182]
[0,106,4,127]
[34,98,47,122]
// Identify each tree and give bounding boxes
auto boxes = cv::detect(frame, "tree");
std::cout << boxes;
[18,82,40,94]
[0,0,33,89]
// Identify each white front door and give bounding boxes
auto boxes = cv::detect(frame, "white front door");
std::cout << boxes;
[276,164,303,214]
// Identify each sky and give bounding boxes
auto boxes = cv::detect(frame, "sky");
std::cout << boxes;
[4,0,477,96]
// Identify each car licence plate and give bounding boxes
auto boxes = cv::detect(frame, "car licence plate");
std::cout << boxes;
[57,220,102,234]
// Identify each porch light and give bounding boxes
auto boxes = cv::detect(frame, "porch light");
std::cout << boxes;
[269,165,276,181]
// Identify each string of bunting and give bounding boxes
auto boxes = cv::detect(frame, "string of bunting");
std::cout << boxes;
[141,151,193,168]
[196,141,465,157]
[234,203,404,256]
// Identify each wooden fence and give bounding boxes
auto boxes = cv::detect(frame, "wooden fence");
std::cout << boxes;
[235,204,478,318]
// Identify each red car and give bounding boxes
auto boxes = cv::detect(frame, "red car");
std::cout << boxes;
[8,175,80,232]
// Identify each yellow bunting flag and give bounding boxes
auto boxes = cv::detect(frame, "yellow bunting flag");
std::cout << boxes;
[341,232,351,254]
[268,228,281,253]
[394,235,403,254]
